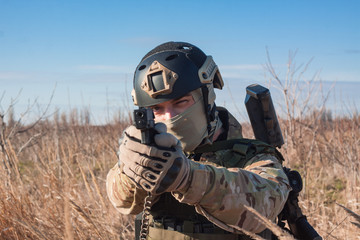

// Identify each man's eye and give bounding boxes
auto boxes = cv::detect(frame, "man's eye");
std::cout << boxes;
[176,100,188,105]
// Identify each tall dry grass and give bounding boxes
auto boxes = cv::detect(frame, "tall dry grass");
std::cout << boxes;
[0,106,359,239]
[0,110,135,239]
[1,106,359,239]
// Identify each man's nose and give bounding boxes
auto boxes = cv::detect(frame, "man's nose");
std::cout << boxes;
[163,107,177,120]
[163,112,173,120]
[164,111,176,120]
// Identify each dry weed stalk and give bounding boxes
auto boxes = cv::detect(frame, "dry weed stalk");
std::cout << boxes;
[336,203,360,229]
[244,206,295,240]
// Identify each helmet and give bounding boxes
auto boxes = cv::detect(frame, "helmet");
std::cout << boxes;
[131,41,224,152]
[131,41,223,107]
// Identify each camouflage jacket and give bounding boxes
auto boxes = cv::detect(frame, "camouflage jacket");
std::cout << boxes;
[106,107,291,235]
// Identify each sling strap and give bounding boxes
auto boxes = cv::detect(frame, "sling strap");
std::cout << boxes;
[194,138,284,163]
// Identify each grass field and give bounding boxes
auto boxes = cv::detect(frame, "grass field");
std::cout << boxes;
[0,105,359,239]
[1,56,359,239]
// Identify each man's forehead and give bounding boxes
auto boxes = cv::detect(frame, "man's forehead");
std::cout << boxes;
[173,93,193,101]
[151,93,193,107]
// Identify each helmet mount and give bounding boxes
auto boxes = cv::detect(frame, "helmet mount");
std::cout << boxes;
[140,60,179,98]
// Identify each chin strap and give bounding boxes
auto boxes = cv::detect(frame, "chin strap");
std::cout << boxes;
[201,85,217,144]
[201,86,215,127]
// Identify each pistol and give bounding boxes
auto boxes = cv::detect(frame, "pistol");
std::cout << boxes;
[133,107,156,240]
[133,108,156,145]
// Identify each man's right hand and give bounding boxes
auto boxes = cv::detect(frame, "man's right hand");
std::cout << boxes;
[119,123,192,195]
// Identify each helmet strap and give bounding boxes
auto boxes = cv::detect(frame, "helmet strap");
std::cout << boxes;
[201,85,216,134]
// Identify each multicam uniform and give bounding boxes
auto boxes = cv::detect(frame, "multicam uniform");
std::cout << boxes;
[107,108,291,239]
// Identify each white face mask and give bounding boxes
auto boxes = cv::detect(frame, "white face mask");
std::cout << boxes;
[162,96,208,152]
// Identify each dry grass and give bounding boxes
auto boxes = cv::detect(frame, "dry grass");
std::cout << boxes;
[0,112,135,239]
[0,51,359,239]
[282,115,360,240]
[0,107,359,239]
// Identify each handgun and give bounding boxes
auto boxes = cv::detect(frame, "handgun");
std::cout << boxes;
[133,107,156,145]
[133,107,156,240]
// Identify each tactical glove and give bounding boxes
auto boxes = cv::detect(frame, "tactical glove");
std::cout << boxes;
[119,124,192,195]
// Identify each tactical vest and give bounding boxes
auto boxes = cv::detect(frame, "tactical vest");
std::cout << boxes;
[135,138,283,240]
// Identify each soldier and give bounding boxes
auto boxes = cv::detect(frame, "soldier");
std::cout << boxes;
[106,41,291,239]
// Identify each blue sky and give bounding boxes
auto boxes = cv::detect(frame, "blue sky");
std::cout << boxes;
[1,0,359,123]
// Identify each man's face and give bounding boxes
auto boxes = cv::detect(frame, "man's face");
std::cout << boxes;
[150,93,195,122]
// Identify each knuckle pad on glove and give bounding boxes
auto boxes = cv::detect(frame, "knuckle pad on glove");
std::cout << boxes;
[133,165,143,175]
[138,156,165,172]
[152,156,184,195]
[141,169,159,182]
[139,178,154,191]
[150,161,164,171]
[138,156,151,167]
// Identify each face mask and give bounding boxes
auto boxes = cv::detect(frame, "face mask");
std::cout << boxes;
[162,97,208,152]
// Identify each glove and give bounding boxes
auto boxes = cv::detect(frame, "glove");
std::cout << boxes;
[119,123,192,195]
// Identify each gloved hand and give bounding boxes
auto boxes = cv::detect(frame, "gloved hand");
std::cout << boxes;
[119,123,192,195]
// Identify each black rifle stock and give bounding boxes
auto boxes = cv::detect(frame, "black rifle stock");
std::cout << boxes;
[245,84,284,148]
[245,84,322,240]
